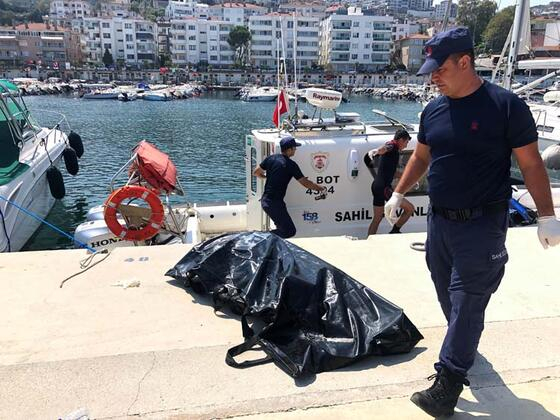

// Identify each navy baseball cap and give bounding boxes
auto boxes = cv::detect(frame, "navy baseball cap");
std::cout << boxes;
[280,135,301,149]
[417,27,474,76]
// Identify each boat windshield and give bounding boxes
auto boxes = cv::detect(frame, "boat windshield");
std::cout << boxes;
[0,86,41,141]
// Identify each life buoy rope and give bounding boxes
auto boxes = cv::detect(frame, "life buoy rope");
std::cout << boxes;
[103,185,164,241]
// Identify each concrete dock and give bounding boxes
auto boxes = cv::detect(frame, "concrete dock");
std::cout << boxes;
[0,228,558,419]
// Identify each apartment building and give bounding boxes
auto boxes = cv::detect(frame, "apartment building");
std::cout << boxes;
[166,0,210,19]
[394,33,429,72]
[434,0,458,20]
[82,17,157,66]
[208,3,268,25]
[248,13,320,69]
[49,0,92,20]
[278,2,327,19]
[0,23,68,67]
[169,18,235,67]
[319,9,393,72]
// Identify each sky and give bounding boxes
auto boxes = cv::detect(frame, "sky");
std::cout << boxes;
[433,0,553,10]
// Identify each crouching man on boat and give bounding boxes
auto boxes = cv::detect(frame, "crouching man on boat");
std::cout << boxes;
[364,128,414,235]
[253,135,325,238]
[384,27,560,418]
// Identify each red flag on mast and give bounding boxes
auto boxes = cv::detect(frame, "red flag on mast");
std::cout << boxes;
[272,89,289,128]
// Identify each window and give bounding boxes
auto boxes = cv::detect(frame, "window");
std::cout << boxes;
[188,25,196,30]
[353,21,359,27]
[351,43,358,49]
[210,25,217,31]
[104,43,111,49]
[189,35,196,40]
[363,54,369,59]
[103,33,111,38]
[351,54,358,59]
[352,33,359,38]
[125,34,133,41]
[189,45,196,50]
[102,22,110,28]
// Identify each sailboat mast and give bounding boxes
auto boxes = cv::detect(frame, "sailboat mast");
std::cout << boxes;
[505,0,529,90]
[293,13,298,121]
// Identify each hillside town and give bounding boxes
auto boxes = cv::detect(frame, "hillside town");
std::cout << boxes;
[0,0,558,83]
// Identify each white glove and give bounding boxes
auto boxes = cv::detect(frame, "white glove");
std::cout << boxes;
[315,186,328,200]
[537,216,560,249]
[367,149,378,160]
[384,192,404,225]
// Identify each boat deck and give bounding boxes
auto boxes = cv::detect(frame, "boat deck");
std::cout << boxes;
[0,228,558,419]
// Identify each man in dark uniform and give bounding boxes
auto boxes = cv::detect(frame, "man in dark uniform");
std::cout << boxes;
[364,128,414,235]
[384,27,560,417]
[253,135,325,238]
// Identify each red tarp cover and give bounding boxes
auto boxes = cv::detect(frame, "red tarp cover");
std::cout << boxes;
[133,140,177,193]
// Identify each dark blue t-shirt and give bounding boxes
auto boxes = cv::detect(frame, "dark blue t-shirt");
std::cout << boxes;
[418,81,537,209]
[260,154,305,201]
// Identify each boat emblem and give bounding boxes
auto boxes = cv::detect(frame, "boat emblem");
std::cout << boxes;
[311,152,329,172]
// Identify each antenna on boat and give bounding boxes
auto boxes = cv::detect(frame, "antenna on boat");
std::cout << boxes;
[293,12,299,124]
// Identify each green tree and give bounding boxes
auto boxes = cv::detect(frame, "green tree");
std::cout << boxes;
[482,5,515,53]
[227,26,252,67]
[102,48,114,67]
[457,0,497,45]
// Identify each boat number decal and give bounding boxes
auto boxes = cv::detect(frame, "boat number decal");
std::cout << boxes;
[302,211,321,224]
[334,206,428,222]
[311,152,330,173]
[306,186,335,196]
[306,175,339,196]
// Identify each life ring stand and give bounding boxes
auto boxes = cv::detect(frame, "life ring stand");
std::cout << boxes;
[104,185,164,241]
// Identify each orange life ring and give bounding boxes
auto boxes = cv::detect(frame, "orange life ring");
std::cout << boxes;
[103,185,164,241]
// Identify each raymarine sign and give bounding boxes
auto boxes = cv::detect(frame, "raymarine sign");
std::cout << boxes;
[305,88,342,109]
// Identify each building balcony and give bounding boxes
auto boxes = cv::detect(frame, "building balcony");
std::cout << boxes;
[332,35,350,41]
[331,46,350,51]
[332,25,351,31]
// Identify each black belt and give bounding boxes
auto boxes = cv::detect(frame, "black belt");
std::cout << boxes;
[432,200,509,222]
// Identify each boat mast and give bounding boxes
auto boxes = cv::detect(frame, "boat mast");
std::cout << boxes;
[504,0,529,90]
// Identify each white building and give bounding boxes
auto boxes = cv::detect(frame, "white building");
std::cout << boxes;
[392,19,420,44]
[166,0,210,19]
[208,3,268,25]
[49,0,91,20]
[319,9,393,72]
[169,18,235,67]
[248,13,321,70]
[82,17,157,66]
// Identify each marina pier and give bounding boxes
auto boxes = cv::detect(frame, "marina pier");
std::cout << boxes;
[1,228,558,419]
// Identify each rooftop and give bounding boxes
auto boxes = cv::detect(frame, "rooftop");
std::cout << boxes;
[0,228,558,419]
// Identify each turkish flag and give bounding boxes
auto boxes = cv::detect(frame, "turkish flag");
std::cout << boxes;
[272,89,289,128]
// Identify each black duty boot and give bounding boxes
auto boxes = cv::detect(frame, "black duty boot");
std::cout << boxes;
[410,367,469,418]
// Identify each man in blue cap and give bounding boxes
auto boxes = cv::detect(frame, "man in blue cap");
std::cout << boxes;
[253,135,325,238]
[384,27,560,417]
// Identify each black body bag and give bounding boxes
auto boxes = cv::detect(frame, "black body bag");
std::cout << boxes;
[166,232,423,378]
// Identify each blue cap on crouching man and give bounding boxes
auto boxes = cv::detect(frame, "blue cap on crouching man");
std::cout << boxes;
[416,27,474,76]
[280,135,302,150]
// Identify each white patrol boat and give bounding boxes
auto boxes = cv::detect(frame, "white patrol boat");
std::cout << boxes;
[74,88,560,252]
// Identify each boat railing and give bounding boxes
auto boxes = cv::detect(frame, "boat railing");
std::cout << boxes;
[20,109,71,160]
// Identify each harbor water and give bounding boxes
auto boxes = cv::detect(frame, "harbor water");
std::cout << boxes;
[22,92,422,250]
